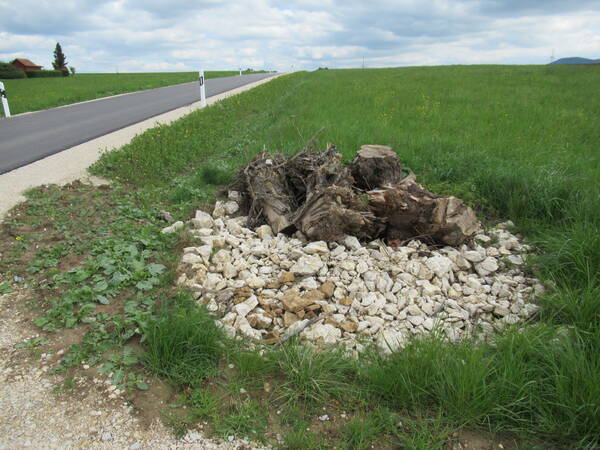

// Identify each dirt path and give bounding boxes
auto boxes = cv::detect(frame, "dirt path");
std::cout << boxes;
[0,283,267,449]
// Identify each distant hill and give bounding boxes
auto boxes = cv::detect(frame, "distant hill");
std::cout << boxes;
[550,57,600,65]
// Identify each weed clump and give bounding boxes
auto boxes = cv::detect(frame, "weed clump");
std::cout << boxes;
[143,295,225,385]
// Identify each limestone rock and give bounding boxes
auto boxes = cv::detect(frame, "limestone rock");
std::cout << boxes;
[193,210,214,229]
[256,225,274,239]
[233,296,259,317]
[161,221,184,234]
[377,329,405,353]
[319,281,336,298]
[212,201,227,218]
[343,235,362,251]
[304,241,330,255]
[302,324,341,345]
[290,255,324,276]
[280,289,315,313]
[475,257,499,277]
[224,201,239,215]
[425,256,453,278]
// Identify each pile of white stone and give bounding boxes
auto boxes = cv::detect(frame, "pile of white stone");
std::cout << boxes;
[169,192,542,353]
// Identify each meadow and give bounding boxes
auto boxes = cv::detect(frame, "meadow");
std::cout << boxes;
[0,71,240,115]
[2,65,599,448]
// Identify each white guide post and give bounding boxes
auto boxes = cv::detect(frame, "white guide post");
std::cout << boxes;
[199,70,206,107]
[239,68,242,76]
[0,81,11,118]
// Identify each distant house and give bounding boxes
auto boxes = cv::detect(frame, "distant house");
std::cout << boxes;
[11,58,43,71]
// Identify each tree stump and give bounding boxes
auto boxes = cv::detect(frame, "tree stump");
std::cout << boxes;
[350,145,405,190]
[293,185,382,241]
[240,152,296,234]
[232,144,480,246]
[367,178,479,246]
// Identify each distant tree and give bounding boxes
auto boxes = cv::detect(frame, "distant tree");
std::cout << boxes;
[69,66,76,75]
[52,43,67,70]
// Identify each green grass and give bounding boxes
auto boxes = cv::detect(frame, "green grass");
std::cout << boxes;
[90,65,599,446]
[0,71,240,115]
[143,294,226,386]
[3,65,599,448]
[267,341,359,407]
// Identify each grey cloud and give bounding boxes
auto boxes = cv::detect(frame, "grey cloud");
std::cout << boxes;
[1,0,599,72]
[477,0,600,15]
[0,0,101,34]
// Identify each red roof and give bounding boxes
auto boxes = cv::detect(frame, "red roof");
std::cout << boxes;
[13,58,42,68]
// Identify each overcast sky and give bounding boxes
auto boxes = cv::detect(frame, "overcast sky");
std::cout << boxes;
[1,0,599,73]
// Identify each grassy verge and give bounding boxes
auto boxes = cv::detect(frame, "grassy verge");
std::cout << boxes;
[1,66,599,448]
[0,71,245,115]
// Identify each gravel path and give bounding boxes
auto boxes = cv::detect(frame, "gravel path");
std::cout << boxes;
[0,284,267,449]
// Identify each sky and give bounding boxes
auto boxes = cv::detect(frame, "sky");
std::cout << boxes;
[1,0,599,73]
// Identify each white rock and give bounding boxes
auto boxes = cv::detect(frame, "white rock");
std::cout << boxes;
[236,317,262,340]
[343,235,362,251]
[361,292,377,307]
[290,255,324,276]
[206,298,219,312]
[475,257,499,277]
[297,277,319,290]
[475,234,491,243]
[233,295,259,317]
[303,324,341,345]
[193,210,214,228]
[355,260,369,274]
[463,250,485,263]
[304,241,330,255]
[181,253,203,265]
[161,221,184,234]
[425,256,453,278]
[212,249,232,265]
[377,329,405,353]
[507,255,524,265]
[408,315,424,326]
[205,273,224,290]
[493,305,510,317]
[246,276,266,289]
[212,201,227,218]
[226,219,243,235]
[195,228,213,237]
[223,263,238,279]
[224,201,239,215]
[340,260,355,272]
[407,304,422,316]
[423,317,434,330]
[256,225,273,239]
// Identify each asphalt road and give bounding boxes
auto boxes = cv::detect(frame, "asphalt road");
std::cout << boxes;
[0,73,276,175]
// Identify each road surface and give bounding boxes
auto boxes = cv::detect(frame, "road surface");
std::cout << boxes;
[0,73,275,175]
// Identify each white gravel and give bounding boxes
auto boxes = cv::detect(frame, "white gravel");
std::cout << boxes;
[0,284,268,449]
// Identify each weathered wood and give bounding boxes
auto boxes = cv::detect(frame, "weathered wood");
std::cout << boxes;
[293,185,382,241]
[241,152,296,234]
[367,178,479,246]
[350,145,405,189]
[232,144,480,247]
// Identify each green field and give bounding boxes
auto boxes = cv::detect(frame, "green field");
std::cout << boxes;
[0,71,241,115]
[2,65,599,448]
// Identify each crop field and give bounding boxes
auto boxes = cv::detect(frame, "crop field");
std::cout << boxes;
[0,71,240,115]
[1,65,598,448]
